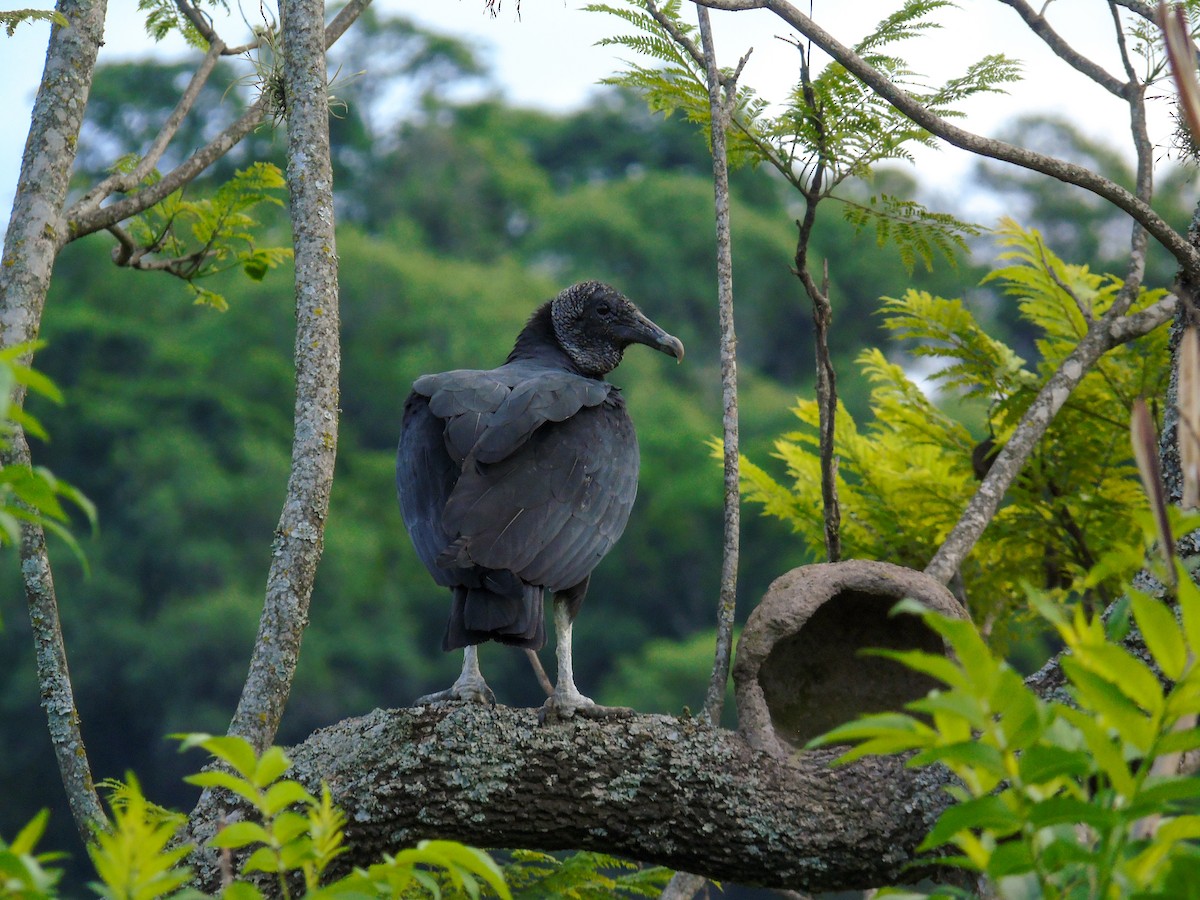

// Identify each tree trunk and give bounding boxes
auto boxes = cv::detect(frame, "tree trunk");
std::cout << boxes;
[0,0,112,844]
[226,0,341,753]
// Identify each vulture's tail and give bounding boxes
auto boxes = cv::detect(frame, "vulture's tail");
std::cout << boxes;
[443,578,545,650]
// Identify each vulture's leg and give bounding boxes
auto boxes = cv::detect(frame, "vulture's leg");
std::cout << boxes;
[415,644,496,706]
[540,587,633,722]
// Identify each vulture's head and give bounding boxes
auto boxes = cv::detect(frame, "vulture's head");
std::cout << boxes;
[551,281,685,377]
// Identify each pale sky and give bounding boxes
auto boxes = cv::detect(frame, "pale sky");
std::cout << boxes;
[0,0,1179,216]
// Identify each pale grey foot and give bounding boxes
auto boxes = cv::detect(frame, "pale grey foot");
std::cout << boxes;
[416,645,496,706]
[538,599,633,723]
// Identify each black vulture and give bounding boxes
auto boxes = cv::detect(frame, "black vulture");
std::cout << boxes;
[396,281,684,718]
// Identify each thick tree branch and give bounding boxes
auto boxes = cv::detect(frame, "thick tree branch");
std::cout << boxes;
[689,0,1200,277]
[226,0,341,752]
[188,707,954,893]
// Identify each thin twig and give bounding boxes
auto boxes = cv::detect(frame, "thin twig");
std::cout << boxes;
[790,44,841,561]
[524,648,554,697]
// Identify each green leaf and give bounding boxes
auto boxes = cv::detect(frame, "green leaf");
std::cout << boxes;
[1025,795,1117,830]
[242,846,282,875]
[911,740,1007,781]
[1154,725,1200,755]
[262,780,315,816]
[221,882,264,900]
[252,746,292,788]
[919,795,1022,851]
[1060,707,1135,796]
[992,669,1046,749]
[271,810,311,845]
[869,648,969,691]
[183,771,260,805]
[10,809,50,855]
[1062,658,1157,751]
[1016,744,1093,784]
[209,821,271,850]
[1130,590,1187,681]
[1177,567,1200,654]
[175,733,258,779]
[1128,777,1200,815]
[985,837,1036,879]
[905,690,986,730]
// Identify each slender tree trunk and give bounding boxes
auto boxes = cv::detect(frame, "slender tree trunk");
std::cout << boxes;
[0,0,112,843]
[226,0,341,752]
[695,4,741,729]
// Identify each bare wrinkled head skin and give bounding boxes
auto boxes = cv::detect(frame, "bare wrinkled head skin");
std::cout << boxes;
[549,281,685,378]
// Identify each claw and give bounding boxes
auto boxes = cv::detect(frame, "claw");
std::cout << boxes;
[537,688,634,724]
[415,679,495,707]
[415,645,495,707]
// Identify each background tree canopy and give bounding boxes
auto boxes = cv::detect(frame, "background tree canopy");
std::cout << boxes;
[1,9,1192,889]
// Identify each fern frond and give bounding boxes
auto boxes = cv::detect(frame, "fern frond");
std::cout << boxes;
[0,8,67,35]
[841,195,980,272]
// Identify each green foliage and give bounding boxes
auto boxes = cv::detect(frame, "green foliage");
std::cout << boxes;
[88,776,195,900]
[0,8,66,35]
[502,850,670,898]
[0,344,95,592]
[742,222,1169,637]
[811,511,1200,897]
[135,0,224,47]
[121,163,292,311]
[0,811,64,899]
[591,0,1009,271]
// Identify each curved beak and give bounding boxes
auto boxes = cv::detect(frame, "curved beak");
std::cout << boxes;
[622,310,686,363]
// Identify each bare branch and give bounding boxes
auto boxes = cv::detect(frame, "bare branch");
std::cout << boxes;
[1114,0,1158,22]
[74,36,228,213]
[996,0,1129,97]
[66,0,371,242]
[66,98,270,241]
[690,0,1200,277]
[803,259,840,562]
[1107,293,1179,342]
[326,0,371,47]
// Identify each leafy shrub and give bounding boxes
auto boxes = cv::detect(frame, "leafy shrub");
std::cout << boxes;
[812,510,1200,897]
[742,222,1168,639]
